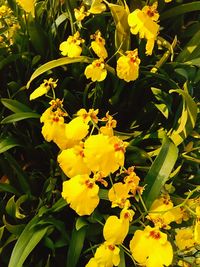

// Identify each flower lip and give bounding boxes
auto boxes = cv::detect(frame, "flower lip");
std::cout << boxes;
[149,230,161,240]
[108,244,115,251]
[85,179,94,189]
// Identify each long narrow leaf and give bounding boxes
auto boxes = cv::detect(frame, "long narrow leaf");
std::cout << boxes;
[1,98,32,113]
[8,216,50,267]
[143,137,178,209]
[1,112,40,124]
[0,136,22,153]
[169,86,197,146]
[107,2,130,52]
[26,56,92,88]
[176,30,200,62]
[4,152,31,194]
[66,226,87,267]
[161,2,200,20]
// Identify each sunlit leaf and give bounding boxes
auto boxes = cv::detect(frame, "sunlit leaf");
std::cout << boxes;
[176,30,200,62]
[169,84,197,146]
[143,136,178,209]
[1,112,40,124]
[106,1,130,52]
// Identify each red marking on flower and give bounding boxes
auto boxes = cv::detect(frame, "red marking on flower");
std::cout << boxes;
[147,9,156,17]
[124,212,130,219]
[114,143,125,153]
[130,57,136,63]
[53,117,59,122]
[85,179,94,189]
[95,62,101,67]
[108,244,115,251]
[79,150,85,157]
[149,230,161,239]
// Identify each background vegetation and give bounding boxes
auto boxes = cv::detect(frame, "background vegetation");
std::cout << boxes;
[0,0,200,266]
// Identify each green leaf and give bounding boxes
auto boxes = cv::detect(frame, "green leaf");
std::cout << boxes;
[161,2,200,20]
[143,136,178,209]
[15,195,29,219]
[76,217,88,231]
[169,85,198,146]
[0,225,5,240]
[0,183,20,196]
[153,103,169,118]
[1,112,40,124]
[1,98,32,113]
[5,196,16,218]
[0,54,21,70]
[184,58,200,67]
[118,248,126,267]
[8,216,50,267]
[28,19,48,57]
[4,152,31,194]
[66,227,87,267]
[49,197,67,213]
[27,56,92,88]
[107,2,130,52]
[0,136,22,154]
[175,30,200,62]
[99,188,109,200]
[3,216,25,235]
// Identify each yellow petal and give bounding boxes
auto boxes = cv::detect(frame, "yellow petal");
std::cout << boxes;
[103,215,129,244]
[62,175,99,216]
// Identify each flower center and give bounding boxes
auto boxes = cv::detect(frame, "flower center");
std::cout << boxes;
[53,117,59,122]
[108,244,115,251]
[149,230,161,239]
[85,179,94,189]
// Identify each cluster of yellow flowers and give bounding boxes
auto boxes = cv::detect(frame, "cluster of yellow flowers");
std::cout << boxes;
[0,4,20,46]
[58,1,165,83]
[29,77,200,266]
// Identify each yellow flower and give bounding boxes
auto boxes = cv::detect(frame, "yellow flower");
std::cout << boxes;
[57,145,91,178]
[30,78,57,100]
[103,209,134,245]
[147,194,182,229]
[194,206,200,244]
[84,134,124,176]
[85,258,98,267]
[84,59,107,82]
[124,166,141,196]
[100,112,117,137]
[77,108,99,124]
[40,106,70,149]
[62,174,99,216]
[40,99,75,150]
[74,5,89,21]
[16,0,35,16]
[175,228,195,251]
[128,3,159,55]
[65,116,89,142]
[0,5,12,18]
[116,50,140,82]
[108,182,130,209]
[88,0,106,14]
[87,242,120,267]
[59,31,84,57]
[178,260,192,267]
[165,0,173,2]
[130,226,173,267]
[91,31,108,59]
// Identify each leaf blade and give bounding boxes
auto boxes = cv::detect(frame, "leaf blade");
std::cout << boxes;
[143,137,178,209]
